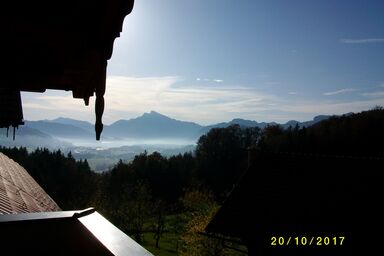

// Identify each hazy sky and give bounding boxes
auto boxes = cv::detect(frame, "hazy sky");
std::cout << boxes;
[22,0,384,125]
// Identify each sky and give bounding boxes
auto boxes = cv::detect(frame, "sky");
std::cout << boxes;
[22,0,384,125]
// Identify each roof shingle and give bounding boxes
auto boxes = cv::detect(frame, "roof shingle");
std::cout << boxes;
[0,152,60,214]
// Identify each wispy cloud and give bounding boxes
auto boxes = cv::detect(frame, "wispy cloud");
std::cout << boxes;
[22,91,98,123]
[323,88,356,96]
[196,78,224,83]
[288,92,298,95]
[22,76,180,124]
[22,76,275,125]
[21,76,384,125]
[340,38,384,44]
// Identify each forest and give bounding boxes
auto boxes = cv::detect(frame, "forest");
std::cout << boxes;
[1,107,383,255]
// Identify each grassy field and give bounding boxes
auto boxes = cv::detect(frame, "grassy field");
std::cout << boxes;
[141,214,186,255]
[142,232,181,256]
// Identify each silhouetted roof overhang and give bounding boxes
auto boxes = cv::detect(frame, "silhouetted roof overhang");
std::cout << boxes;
[0,0,135,140]
[0,208,152,256]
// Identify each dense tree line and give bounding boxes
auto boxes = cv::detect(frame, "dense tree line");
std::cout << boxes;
[1,107,383,254]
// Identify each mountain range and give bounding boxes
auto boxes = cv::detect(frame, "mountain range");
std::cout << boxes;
[1,111,334,146]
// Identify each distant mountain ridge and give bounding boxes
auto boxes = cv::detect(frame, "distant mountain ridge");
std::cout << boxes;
[198,115,332,135]
[51,117,95,132]
[25,120,94,139]
[4,111,337,143]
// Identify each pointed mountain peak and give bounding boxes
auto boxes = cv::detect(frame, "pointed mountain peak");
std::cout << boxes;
[142,111,171,119]
[145,110,162,116]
